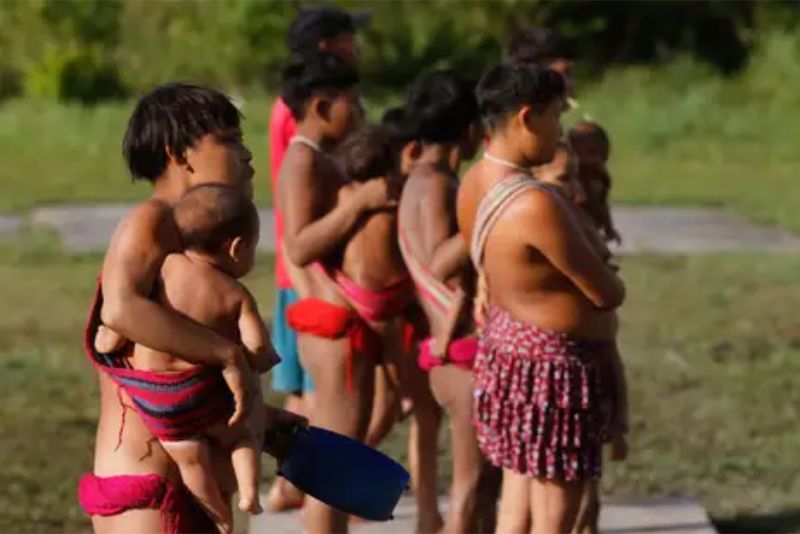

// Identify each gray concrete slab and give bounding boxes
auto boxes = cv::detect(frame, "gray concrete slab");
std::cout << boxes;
[610,206,800,254]
[27,204,275,254]
[0,213,22,236]
[248,495,716,533]
[12,204,800,255]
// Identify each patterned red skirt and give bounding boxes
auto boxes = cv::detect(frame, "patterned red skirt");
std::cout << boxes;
[473,306,613,481]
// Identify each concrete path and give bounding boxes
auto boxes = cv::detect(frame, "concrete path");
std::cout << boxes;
[249,495,717,533]
[3,204,800,255]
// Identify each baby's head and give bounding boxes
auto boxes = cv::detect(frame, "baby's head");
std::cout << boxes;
[534,141,585,205]
[568,121,610,169]
[336,125,399,182]
[336,124,404,198]
[174,184,260,279]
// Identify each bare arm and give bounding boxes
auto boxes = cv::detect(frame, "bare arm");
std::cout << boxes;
[238,290,279,374]
[280,147,392,266]
[420,175,467,281]
[523,190,626,309]
[100,201,252,424]
[430,234,469,281]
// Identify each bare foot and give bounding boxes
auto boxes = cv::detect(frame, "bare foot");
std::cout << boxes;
[416,511,444,534]
[238,494,263,515]
[265,478,305,512]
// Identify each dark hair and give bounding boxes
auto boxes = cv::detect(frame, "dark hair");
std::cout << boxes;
[569,121,611,155]
[398,69,479,144]
[122,83,241,182]
[335,125,398,183]
[280,52,359,120]
[381,106,414,145]
[476,62,565,132]
[287,6,370,54]
[174,184,259,254]
[506,27,572,65]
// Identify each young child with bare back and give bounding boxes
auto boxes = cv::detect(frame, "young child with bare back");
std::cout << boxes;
[569,121,620,244]
[95,185,275,532]
[394,69,501,534]
[534,142,630,534]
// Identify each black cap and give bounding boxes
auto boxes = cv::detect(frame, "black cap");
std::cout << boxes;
[288,5,371,54]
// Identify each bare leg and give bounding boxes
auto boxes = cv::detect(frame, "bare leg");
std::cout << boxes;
[299,333,375,533]
[529,478,584,534]
[496,470,530,534]
[230,440,262,514]
[266,393,306,512]
[162,439,232,533]
[430,365,499,533]
[573,480,600,534]
[365,361,401,447]
[401,352,443,533]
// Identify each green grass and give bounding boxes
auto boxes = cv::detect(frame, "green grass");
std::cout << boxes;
[0,96,275,211]
[578,32,800,232]
[2,233,799,531]
[3,32,800,234]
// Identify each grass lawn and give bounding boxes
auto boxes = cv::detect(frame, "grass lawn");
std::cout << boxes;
[3,33,800,234]
[1,232,799,532]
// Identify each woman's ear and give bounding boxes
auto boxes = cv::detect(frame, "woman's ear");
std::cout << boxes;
[518,105,535,132]
[313,97,332,122]
[165,145,190,169]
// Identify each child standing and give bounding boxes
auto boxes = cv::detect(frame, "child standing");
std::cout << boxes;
[277,52,394,533]
[396,69,500,533]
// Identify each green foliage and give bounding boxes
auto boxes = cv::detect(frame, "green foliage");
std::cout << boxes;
[0,0,125,103]
[1,0,792,102]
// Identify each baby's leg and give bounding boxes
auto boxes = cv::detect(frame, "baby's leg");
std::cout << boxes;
[232,398,266,514]
[230,439,263,514]
[211,382,267,515]
[161,439,232,534]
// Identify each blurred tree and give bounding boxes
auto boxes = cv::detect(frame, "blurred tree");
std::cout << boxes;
[0,0,796,102]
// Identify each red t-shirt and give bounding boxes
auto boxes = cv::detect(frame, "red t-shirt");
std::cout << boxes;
[269,97,296,289]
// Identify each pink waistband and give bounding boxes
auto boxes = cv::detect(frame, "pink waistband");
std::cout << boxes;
[418,336,479,372]
[78,472,216,534]
[315,263,415,323]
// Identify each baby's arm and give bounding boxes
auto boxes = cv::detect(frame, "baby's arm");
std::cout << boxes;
[238,290,280,374]
[578,210,619,271]
[162,439,233,533]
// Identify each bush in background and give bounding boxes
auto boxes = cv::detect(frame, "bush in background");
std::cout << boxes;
[2,0,797,103]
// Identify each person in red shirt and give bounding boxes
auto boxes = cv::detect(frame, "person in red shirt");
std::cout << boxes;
[266,5,368,512]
